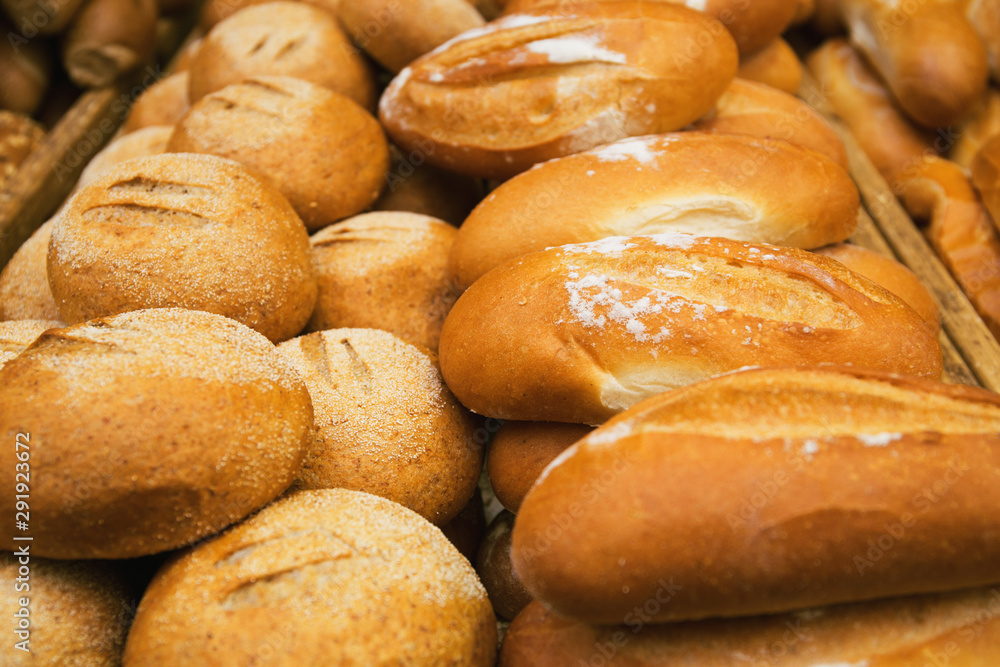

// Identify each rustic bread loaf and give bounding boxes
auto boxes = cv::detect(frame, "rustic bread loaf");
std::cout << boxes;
[122,71,190,134]
[440,234,943,424]
[75,125,172,190]
[123,489,497,665]
[0,308,314,559]
[0,218,59,321]
[511,366,1000,623]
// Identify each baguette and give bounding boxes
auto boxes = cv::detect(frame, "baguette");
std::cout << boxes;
[510,366,1000,623]
[439,234,943,424]
[449,132,860,290]
[736,38,802,95]
[379,3,738,180]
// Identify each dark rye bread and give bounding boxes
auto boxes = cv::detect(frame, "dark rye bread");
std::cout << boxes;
[511,366,1000,624]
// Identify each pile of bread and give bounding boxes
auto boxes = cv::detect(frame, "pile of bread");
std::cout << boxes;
[2,0,1000,664]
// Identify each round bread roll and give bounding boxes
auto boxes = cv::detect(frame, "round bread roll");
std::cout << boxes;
[62,0,158,88]
[736,38,803,95]
[0,217,60,321]
[450,132,860,290]
[373,144,485,226]
[815,243,941,331]
[440,487,487,562]
[277,328,482,525]
[0,0,87,36]
[308,212,460,350]
[169,76,389,231]
[0,111,44,188]
[0,35,51,116]
[440,234,944,424]
[476,510,533,620]
[379,3,738,180]
[169,35,201,73]
[122,71,190,134]
[75,125,172,190]
[199,0,341,30]
[48,153,317,343]
[124,489,498,665]
[0,308,313,559]
[339,0,485,73]
[488,421,593,512]
[0,319,63,368]
[189,2,377,110]
[1,555,133,666]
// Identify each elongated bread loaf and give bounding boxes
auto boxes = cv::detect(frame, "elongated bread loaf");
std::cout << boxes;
[439,234,943,424]
[379,3,738,180]
[501,588,1000,666]
[450,132,859,290]
[510,366,1000,624]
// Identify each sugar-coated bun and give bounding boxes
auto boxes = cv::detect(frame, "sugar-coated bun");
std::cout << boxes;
[124,489,498,665]
[0,217,60,321]
[0,308,314,559]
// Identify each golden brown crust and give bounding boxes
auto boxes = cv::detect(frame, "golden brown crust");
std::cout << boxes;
[450,132,860,290]
[123,72,190,134]
[123,489,498,666]
[488,421,592,512]
[308,212,460,350]
[952,87,1000,170]
[0,110,43,188]
[972,135,1000,233]
[476,510,533,620]
[189,2,376,110]
[277,328,482,525]
[199,0,342,31]
[736,38,803,95]
[0,308,314,559]
[691,78,849,169]
[62,0,158,88]
[440,488,486,562]
[966,0,999,83]
[815,243,940,330]
[0,32,51,115]
[379,3,738,180]
[339,0,485,73]
[169,76,389,231]
[1,556,134,666]
[840,0,988,128]
[807,39,937,180]
[48,153,317,343]
[440,234,943,424]
[501,589,1000,666]
[1,0,87,35]
[511,366,1000,624]
[0,217,60,321]
[75,125,172,191]
[0,319,64,368]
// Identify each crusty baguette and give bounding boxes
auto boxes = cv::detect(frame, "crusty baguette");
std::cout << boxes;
[736,38,802,95]
[501,588,1000,665]
[450,132,860,290]
[379,3,738,180]
[806,39,937,180]
[690,78,849,169]
[439,234,943,424]
[839,0,989,127]
[510,366,1000,623]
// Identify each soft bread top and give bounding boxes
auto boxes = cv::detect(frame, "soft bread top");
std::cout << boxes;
[439,234,943,424]
[450,132,860,290]
[379,3,738,179]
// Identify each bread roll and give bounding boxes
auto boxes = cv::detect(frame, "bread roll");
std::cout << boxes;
[1,0,87,35]
[276,328,482,525]
[966,0,999,83]
[477,510,532,620]
[168,35,200,73]
[511,366,1000,624]
[124,489,497,665]
[75,124,172,190]
[0,308,313,559]
[503,0,797,56]
[892,155,1000,339]
[791,0,814,25]
[0,110,44,188]
[0,25,52,115]
[338,0,485,73]
[0,217,59,321]
[189,2,376,110]
[199,0,341,30]
[62,0,157,88]
[1,556,133,665]
[308,213,460,350]
[736,38,802,95]
[811,0,843,34]
[840,0,988,128]
[122,71,189,134]
[170,76,388,231]
[379,3,738,180]
[951,87,1000,170]
[972,135,1000,233]
[501,588,1000,666]
[440,234,942,424]
[806,39,937,179]
[372,144,485,226]
[0,319,63,367]
[488,421,592,512]
[815,243,940,330]
[48,153,317,343]
[441,488,486,562]
[450,132,860,290]
[691,78,849,169]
